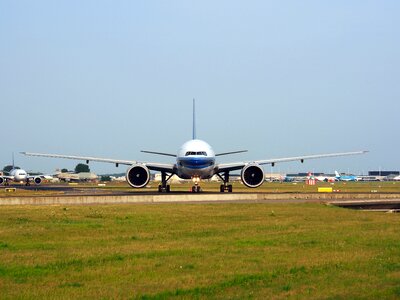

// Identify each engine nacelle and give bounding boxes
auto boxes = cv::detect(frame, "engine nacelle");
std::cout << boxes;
[241,164,265,188]
[0,177,4,185]
[34,177,42,185]
[126,164,150,188]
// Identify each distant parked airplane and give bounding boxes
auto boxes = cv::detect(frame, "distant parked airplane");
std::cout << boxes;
[335,171,359,182]
[313,173,337,182]
[0,154,49,186]
[22,100,367,193]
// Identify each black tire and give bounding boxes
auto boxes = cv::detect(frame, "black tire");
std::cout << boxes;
[192,186,196,193]
[166,185,171,193]
[228,185,233,193]
[158,185,162,193]
[220,185,225,193]
[196,186,201,193]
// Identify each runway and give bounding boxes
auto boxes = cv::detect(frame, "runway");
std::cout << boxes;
[1,185,400,210]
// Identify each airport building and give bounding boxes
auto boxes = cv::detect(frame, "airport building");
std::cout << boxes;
[368,171,399,176]
[56,172,98,182]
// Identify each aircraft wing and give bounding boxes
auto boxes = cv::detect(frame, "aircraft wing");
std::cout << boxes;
[217,151,368,173]
[21,152,176,173]
[26,174,54,180]
[0,175,14,180]
[144,163,176,173]
[22,152,136,165]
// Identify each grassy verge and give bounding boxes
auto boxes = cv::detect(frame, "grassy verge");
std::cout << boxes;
[0,203,399,299]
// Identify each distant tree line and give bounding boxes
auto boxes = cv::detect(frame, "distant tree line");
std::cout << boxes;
[75,164,90,173]
[2,165,20,173]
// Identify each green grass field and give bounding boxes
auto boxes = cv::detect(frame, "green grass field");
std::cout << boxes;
[0,203,399,299]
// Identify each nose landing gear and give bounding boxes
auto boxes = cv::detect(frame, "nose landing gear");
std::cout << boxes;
[191,185,201,193]
[191,176,202,193]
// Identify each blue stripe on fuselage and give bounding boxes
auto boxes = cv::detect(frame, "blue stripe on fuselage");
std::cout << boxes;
[179,157,215,169]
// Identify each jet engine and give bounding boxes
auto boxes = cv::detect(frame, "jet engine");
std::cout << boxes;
[34,177,42,185]
[0,177,4,185]
[126,164,150,188]
[241,164,265,188]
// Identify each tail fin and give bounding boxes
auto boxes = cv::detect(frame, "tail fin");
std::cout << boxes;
[192,98,196,140]
[12,152,15,170]
[335,171,340,177]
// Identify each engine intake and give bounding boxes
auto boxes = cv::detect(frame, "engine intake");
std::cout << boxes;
[241,164,265,188]
[34,177,42,185]
[126,164,150,188]
[0,177,4,185]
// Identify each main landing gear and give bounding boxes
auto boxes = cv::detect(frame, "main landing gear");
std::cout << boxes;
[158,172,172,193]
[217,172,233,193]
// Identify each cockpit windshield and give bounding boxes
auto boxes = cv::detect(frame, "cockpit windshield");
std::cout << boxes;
[185,151,207,156]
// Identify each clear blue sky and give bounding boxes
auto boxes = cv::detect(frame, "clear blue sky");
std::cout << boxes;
[1,1,399,175]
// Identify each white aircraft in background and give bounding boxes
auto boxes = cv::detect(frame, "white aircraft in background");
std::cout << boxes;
[0,155,49,186]
[313,174,337,182]
[22,100,368,193]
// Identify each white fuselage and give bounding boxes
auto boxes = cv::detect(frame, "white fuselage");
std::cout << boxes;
[176,139,216,180]
[10,168,28,182]
[315,175,336,182]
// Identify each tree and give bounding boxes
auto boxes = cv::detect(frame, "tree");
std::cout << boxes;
[100,175,111,182]
[3,165,20,173]
[61,168,69,173]
[75,164,90,173]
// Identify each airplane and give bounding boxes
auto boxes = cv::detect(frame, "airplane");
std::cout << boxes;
[0,154,49,186]
[21,100,368,193]
[313,173,337,182]
[334,171,359,182]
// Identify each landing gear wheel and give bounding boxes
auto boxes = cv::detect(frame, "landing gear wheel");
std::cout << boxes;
[220,184,233,192]
[192,186,201,193]
[158,184,171,193]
